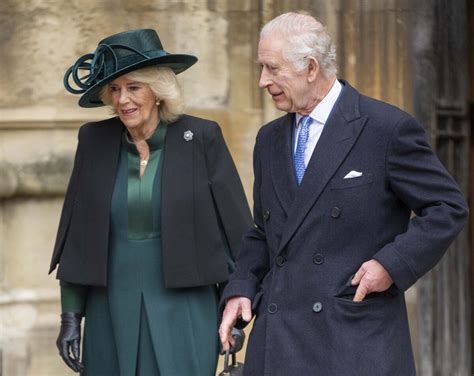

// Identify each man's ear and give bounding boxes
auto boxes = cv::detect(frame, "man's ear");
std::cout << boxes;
[307,57,320,82]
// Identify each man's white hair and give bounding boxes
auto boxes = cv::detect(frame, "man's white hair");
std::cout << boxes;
[260,12,337,78]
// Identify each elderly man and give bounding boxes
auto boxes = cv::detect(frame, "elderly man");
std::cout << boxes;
[219,12,468,375]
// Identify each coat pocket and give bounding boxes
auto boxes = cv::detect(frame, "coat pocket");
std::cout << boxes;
[331,284,402,345]
[330,173,373,190]
[334,283,399,306]
[329,290,414,375]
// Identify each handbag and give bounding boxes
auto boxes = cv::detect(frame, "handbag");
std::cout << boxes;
[218,350,244,376]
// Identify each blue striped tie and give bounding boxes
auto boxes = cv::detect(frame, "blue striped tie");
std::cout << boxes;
[294,115,312,185]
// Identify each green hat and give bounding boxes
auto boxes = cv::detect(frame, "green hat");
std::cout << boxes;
[64,29,197,108]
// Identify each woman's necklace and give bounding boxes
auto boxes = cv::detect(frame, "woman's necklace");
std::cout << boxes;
[126,133,149,174]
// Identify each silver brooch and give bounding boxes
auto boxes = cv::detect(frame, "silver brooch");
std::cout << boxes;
[183,130,193,141]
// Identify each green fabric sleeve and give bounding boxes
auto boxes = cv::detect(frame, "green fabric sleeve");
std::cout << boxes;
[60,281,88,314]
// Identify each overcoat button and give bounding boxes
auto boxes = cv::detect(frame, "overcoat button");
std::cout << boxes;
[268,303,278,314]
[275,255,286,266]
[263,210,270,221]
[313,253,324,265]
[312,302,323,313]
[331,207,341,218]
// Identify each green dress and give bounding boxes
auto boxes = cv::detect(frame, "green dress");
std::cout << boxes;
[64,123,220,376]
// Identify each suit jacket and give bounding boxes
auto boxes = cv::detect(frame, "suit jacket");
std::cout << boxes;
[221,81,468,375]
[49,114,252,288]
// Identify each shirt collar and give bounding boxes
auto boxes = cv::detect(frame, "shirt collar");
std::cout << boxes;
[295,79,342,127]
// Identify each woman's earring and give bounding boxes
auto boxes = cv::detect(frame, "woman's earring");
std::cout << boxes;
[156,97,161,106]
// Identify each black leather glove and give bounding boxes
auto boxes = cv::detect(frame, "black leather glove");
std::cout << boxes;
[229,327,245,354]
[56,312,84,373]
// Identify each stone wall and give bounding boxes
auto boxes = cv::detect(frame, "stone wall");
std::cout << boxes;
[0,1,424,375]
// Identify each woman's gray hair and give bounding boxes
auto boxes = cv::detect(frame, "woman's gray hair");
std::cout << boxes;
[100,66,185,123]
[260,12,337,78]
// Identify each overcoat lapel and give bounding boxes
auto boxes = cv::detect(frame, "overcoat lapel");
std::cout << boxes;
[270,113,297,215]
[277,83,367,253]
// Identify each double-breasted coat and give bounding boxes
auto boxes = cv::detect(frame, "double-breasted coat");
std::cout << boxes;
[221,81,468,375]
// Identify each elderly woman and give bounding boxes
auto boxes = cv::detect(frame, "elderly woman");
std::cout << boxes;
[49,29,251,375]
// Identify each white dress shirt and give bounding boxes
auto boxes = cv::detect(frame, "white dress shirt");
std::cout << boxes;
[294,79,343,167]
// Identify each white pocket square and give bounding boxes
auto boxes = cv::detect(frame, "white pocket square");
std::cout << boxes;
[343,170,363,179]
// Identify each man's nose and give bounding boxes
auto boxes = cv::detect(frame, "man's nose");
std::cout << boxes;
[259,68,271,88]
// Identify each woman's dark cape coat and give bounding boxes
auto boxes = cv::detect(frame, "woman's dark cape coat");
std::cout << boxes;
[49,114,252,288]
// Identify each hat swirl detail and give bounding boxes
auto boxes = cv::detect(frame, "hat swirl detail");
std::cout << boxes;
[64,44,150,94]
[62,29,197,107]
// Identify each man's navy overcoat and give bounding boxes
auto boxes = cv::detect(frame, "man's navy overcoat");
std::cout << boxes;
[222,81,468,375]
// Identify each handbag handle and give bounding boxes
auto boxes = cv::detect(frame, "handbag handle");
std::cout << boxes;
[222,350,237,374]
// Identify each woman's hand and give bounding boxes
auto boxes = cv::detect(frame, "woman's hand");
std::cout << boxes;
[56,312,84,373]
